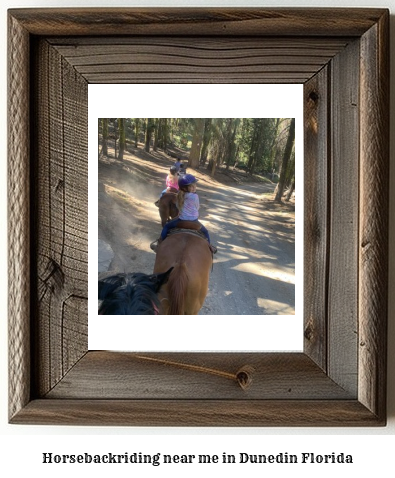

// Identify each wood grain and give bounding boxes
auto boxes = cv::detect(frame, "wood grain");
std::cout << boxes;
[31,39,89,397]
[7,8,389,426]
[358,12,389,420]
[11,399,383,427]
[327,39,360,396]
[8,13,31,421]
[46,352,354,400]
[303,67,329,370]
[8,8,387,37]
[49,37,350,84]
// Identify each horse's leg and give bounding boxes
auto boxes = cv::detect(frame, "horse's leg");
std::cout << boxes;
[158,201,169,227]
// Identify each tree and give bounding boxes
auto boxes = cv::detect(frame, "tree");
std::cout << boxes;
[113,118,118,158]
[145,118,155,152]
[268,118,281,173]
[101,118,108,156]
[206,118,226,175]
[118,118,125,160]
[274,118,295,202]
[247,119,267,174]
[162,118,168,151]
[189,118,205,168]
[200,118,212,167]
[153,119,159,151]
[225,118,239,170]
[285,180,295,201]
[134,118,140,148]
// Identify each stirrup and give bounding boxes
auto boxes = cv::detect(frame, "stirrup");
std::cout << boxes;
[154,199,160,208]
[209,244,217,254]
[150,238,163,253]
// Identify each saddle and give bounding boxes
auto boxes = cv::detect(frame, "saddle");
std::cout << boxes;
[151,221,217,256]
[175,220,202,231]
[164,187,178,196]
[168,221,216,259]
[168,220,206,240]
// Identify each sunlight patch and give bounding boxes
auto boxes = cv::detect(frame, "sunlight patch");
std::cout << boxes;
[257,298,295,315]
[232,262,295,284]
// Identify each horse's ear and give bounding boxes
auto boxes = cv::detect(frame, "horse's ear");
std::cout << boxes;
[98,274,125,299]
[149,267,174,291]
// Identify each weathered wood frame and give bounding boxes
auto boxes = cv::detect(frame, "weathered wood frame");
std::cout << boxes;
[8,8,389,426]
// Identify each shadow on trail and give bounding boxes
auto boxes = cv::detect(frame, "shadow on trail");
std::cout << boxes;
[98,150,296,315]
[197,179,296,315]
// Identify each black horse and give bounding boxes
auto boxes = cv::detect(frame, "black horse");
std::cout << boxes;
[98,268,173,315]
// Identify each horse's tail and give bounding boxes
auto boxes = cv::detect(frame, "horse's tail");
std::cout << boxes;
[167,262,188,315]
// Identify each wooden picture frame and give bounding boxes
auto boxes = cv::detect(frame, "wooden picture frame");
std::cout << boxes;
[8,8,389,426]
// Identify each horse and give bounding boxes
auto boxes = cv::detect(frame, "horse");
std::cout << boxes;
[153,227,213,314]
[98,268,173,314]
[158,188,178,226]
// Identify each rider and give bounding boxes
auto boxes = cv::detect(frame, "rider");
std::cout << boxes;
[178,162,187,176]
[151,173,217,254]
[174,158,181,172]
[166,165,179,191]
[155,165,179,207]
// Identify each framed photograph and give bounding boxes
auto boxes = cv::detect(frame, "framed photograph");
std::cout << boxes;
[8,8,389,426]
[90,84,304,352]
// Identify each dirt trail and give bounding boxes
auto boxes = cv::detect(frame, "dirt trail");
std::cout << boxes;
[98,147,295,315]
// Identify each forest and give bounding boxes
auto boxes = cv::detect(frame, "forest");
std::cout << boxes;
[97,116,296,315]
[99,117,296,202]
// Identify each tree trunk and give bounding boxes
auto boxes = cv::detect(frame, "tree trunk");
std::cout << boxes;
[134,118,140,148]
[163,118,168,151]
[189,118,205,168]
[274,118,295,202]
[210,158,217,177]
[200,118,212,166]
[251,119,267,175]
[113,119,118,158]
[269,118,281,171]
[247,119,260,173]
[102,118,108,156]
[157,119,163,149]
[225,118,238,170]
[118,118,125,160]
[285,180,295,201]
[153,119,159,151]
[145,118,154,152]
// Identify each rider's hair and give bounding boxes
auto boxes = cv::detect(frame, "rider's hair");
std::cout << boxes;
[177,184,193,210]
[177,190,186,211]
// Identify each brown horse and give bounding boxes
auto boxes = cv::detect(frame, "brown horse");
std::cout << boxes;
[158,188,178,226]
[153,231,213,314]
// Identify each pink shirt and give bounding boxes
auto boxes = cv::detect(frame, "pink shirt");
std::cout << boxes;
[166,174,179,190]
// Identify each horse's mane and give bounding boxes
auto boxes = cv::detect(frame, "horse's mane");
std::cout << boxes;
[98,269,172,315]
[167,262,188,315]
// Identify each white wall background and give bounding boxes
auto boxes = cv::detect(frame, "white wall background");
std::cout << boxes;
[1,0,394,476]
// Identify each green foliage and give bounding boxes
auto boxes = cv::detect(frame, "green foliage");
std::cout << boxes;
[99,117,296,186]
